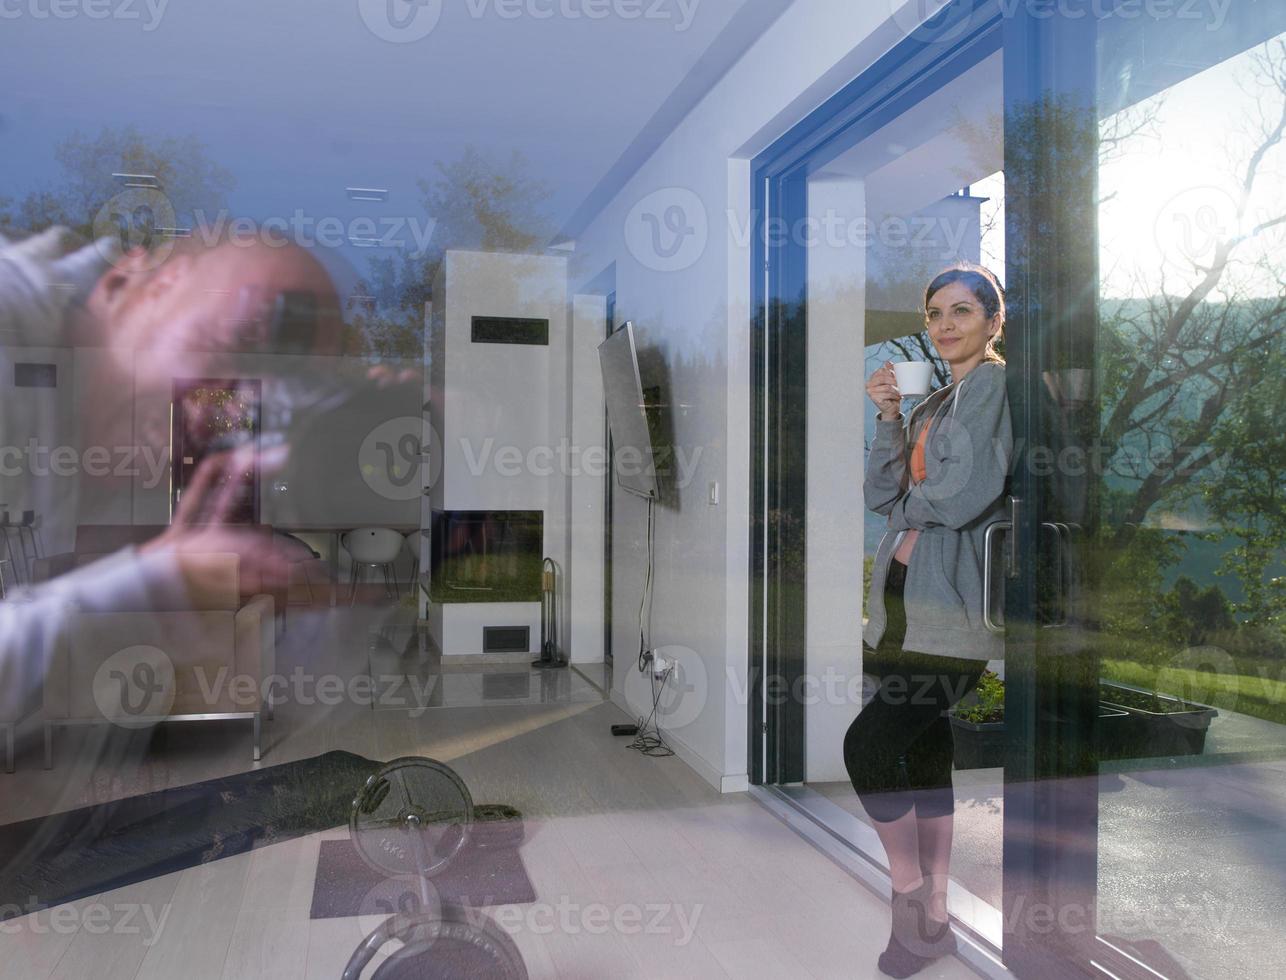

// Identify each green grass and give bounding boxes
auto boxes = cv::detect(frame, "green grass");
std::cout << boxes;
[1101,656,1286,726]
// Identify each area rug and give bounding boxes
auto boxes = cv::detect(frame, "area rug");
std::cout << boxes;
[310,836,536,918]
[0,750,382,918]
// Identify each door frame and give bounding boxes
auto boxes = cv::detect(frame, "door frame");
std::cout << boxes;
[170,377,263,524]
[747,3,1170,976]
[748,0,1004,788]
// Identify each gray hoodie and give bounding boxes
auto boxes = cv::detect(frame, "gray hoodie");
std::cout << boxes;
[862,360,1013,661]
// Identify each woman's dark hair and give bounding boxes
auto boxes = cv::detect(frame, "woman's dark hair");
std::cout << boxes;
[924,263,1006,364]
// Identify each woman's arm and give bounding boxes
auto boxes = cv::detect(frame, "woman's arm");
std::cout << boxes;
[863,360,909,515]
[863,413,909,515]
[884,362,1012,531]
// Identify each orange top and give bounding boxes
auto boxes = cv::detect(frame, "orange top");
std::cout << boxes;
[893,414,936,565]
[910,414,933,484]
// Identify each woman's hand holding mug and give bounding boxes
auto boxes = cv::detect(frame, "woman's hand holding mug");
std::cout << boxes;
[867,360,902,420]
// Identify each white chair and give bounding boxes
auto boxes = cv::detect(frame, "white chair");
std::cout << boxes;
[403,530,421,589]
[342,528,405,605]
[274,530,327,606]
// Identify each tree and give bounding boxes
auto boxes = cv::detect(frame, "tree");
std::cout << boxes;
[0,125,234,240]
[1202,347,1286,626]
[1096,41,1286,550]
[348,145,555,359]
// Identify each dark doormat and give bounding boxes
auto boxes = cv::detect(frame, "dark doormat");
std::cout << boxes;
[310,838,537,919]
[0,750,382,919]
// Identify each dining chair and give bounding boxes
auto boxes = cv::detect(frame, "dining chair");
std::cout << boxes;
[341,528,406,605]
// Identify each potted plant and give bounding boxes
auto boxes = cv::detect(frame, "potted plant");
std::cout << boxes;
[1096,680,1218,760]
[949,670,1007,770]
[949,670,1213,769]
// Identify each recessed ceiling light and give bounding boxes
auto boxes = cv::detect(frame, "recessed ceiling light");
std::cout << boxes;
[112,173,161,189]
[348,237,386,248]
[346,187,389,202]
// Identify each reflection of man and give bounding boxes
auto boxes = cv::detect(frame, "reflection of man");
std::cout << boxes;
[0,225,340,746]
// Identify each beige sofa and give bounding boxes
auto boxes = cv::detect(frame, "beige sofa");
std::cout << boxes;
[41,553,275,767]
[32,524,308,632]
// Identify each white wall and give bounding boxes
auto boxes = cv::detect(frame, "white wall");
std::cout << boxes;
[567,294,608,664]
[127,352,422,529]
[0,340,422,590]
[571,0,907,790]
[0,347,79,557]
[805,175,867,783]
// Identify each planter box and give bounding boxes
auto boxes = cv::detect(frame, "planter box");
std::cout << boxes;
[950,715,1006,770]
[951,705,1132,770]
[1097,682,1218,760]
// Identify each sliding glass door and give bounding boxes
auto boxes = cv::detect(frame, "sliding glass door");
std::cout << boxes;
[753,2,1286,977]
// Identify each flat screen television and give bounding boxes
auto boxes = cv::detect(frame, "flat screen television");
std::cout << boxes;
[598,322,659,499]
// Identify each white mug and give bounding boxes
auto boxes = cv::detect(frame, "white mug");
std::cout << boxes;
[892,361,933,398]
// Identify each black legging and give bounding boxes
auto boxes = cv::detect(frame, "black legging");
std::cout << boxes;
[844,560,985,823]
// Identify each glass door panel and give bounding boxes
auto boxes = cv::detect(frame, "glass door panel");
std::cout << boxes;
[1090,9,1286,978]
[752,9,1012,948]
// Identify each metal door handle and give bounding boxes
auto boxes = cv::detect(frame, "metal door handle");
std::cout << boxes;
[983,521,1011,634]
[1040,522,1068,628]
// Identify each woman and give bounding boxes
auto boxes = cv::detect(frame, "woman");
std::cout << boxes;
[845,263,1013,978]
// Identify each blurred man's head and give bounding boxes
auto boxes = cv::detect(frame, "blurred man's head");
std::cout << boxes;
[85,233,341,384]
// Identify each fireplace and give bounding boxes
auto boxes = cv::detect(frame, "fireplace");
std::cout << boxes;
[430,510,543,603]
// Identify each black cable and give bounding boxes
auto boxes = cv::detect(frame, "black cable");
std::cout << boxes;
[636,495,655,674]
[629,663,675,757]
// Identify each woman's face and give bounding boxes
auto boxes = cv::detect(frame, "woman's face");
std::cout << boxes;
[924,280,1001,376]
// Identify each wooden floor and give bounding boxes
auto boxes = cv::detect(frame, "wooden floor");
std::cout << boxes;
[0,605,977,979]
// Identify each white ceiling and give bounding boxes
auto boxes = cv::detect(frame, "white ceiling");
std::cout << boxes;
[2,1,788,271]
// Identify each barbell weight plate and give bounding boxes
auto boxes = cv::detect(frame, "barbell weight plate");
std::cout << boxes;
[350,757,474,879]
